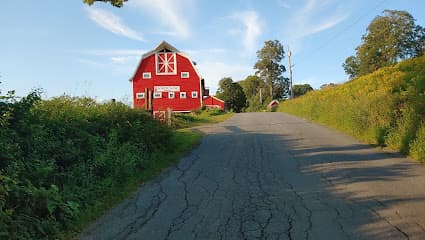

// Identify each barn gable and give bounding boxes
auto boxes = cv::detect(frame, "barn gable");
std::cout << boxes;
[130,41,202,83]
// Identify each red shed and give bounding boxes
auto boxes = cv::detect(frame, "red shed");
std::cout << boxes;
[203,96,225,110]
[131,41,213,112]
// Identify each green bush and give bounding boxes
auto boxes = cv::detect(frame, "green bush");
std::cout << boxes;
[410,124,425,162]
[0,93,174,239]
[279,55,425,161]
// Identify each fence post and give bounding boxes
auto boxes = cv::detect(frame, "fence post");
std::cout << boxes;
[167,108,172,127]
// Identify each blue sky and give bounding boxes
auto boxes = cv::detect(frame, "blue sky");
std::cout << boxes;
[1,0,424,104]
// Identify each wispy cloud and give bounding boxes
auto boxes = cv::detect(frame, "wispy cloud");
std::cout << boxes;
[296,0,349,37]
[129,0,192,39]
[284,0,350,51]
[81,49,146,56]
[86,7,144,41]
[231,11,262,53]
[183,48,228,58]
[277,0,291,9]
[110,56,140,64]
[308,14,349,35]
[79,48,145,67]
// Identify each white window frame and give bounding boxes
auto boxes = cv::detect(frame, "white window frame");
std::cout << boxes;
[156,52,177,75]
[181,72,189,78]
[153,92,162,99]
[180,92,187,99]
[168,92,175,99]
[191,91,198,98]
[135,92,145,99]
[142,72,151,79]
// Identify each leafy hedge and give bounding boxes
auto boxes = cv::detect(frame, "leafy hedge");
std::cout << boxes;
[279,55,425,162]
[0,93,175,239]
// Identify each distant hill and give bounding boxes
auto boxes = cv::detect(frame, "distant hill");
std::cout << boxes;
[279,55,425,162]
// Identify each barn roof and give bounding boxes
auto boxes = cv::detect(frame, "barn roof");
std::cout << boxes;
[141,40,180,59]
[128,41,202,82]
[267,99,279,108]
[204,95,225,103]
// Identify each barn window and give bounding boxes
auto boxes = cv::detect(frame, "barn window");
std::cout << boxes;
[191,91,198,98]
[142,72,151,79]
[136,92,145,99]
[168,92,175,99]
[181,72,189,78]
[156,52,176,75]
[180,92,187,99]
[153,92,162,98]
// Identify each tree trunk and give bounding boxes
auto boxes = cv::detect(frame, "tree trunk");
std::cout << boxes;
[269,85,273,100]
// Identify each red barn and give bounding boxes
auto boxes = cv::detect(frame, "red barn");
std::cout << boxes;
[131,41,220,112]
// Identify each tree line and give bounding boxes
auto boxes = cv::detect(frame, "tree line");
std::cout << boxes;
[215,40,313,112]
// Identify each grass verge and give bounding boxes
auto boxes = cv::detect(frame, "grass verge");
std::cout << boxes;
[67,130,203,238]
[173,109,234,129]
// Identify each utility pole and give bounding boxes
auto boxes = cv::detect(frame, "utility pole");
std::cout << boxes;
[259,88,263,105]
[287,46,293,99]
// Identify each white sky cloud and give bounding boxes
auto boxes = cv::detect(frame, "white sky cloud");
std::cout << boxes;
[183,48,228,59]
[110,56,140,64]
[79,48,145,66]
[129,0,192,39]
[86,7,144,41]
[284,0,350,52]
[277,0,291,9]
[81,49,146,56]
[231,11,262,53]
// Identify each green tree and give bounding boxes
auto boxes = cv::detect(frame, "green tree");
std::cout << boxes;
[239,75,265,99]
[343,10,425,78]
[342,56,359,79]
[216,77,247,112]
[254,40,288,99]
[410,25,425,57]
[292,84,313,98]
[239,75,270,111]
[83,0,127,7]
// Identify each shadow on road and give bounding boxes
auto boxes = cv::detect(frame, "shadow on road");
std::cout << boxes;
[206,119,425,239]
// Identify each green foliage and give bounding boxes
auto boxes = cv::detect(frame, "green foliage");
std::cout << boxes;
[343,10,425,78]
[254,40,289,99]
[342,56,359,79]
[292,84,313,98]
[280,55,425,162]
[173,109,233,129]
[0,93,187,239]
[216,77,247,112]
[239,75,270,111]
[83,0,127,7]
[410,125,425,162]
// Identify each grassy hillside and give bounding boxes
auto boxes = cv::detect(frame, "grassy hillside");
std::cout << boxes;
[279,55,425,162]
[0,94,204,239]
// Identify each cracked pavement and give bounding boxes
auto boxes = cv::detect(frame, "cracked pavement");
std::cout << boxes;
[79,112,425,240]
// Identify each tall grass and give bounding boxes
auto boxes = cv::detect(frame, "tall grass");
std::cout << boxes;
[279,55,425,162]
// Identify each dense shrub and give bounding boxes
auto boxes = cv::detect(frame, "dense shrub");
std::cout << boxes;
[0,94,172,239]
[279,55,425,161]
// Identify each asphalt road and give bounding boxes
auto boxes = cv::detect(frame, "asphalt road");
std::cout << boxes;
[79,112,425,240]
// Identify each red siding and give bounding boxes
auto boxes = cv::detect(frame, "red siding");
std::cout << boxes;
[203,96,225,110]
[132,53,202,112]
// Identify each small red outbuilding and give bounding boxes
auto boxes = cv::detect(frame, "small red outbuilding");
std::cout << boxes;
[203,95,225,110]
